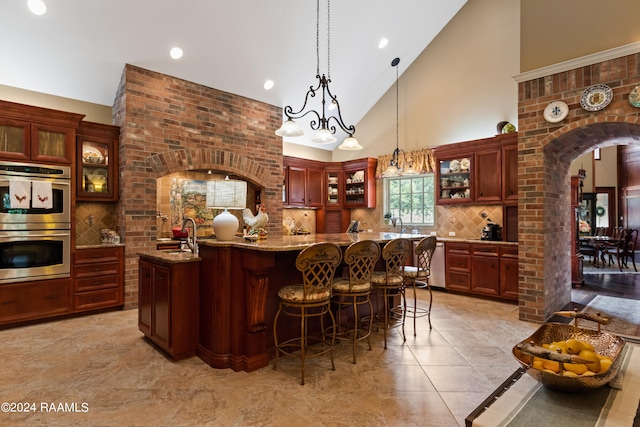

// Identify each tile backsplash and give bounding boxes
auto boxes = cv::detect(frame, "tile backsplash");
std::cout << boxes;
[75,202,119,246]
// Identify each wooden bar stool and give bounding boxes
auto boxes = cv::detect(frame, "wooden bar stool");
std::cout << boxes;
[370,238,411,349]
[331,240,381,363]
[402,236,435,335]
[273,242,342,385]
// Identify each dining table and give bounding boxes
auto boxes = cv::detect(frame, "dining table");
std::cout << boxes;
[579,235,618,268]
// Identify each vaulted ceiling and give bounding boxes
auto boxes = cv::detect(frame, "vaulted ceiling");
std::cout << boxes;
[0,0,467,149]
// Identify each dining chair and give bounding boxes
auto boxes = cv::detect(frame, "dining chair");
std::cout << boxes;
[402,236,435,335]
[331,240,381,363]
[602,228,638,272]
[370,238,412,349]
[272,242,342,385]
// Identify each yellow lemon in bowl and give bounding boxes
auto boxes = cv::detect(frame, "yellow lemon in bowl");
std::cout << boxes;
[578,349,601,373]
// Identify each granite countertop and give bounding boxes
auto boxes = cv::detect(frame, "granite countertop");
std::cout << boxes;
[138,233,517,264]
[76,243,126,250]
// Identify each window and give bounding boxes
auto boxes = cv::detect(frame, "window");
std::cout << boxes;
[384,174,435,226]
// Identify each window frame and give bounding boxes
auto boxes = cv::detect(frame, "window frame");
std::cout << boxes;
[383,173,435,226]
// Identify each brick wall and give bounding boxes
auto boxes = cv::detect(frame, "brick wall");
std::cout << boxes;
[518,53,640,322]
[113,65,283,308]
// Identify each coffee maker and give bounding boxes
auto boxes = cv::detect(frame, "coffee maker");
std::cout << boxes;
[481,221,502,241]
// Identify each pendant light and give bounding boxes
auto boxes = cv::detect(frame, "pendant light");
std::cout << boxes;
[275,0,361,150]
[383,57,404,177]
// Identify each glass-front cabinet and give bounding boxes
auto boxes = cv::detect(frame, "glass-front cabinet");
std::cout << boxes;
[342,158,376,208]
[0,100,84,164]
[326,169,341,206]
[76,122,119,202]
[437,156,472,203]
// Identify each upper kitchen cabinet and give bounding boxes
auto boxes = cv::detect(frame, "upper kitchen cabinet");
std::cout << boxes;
[283,156,324,208]
[502,133,518,203]
[76,121,120,202]
[475,148,502,203]
[342,158,376,208]
[434,133,517,205]
[0,100,84,164]
[437,154,473,204]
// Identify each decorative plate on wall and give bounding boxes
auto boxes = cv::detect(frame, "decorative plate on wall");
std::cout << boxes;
[580,84,613,112]
[543,101,569,123]
[629,86,640,108]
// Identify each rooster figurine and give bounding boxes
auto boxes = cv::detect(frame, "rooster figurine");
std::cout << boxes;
[242,204,269,235]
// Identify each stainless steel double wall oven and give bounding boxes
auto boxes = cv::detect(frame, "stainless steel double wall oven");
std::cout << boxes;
[0,161,71,284]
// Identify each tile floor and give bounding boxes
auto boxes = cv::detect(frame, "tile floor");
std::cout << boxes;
[1,290,541,426]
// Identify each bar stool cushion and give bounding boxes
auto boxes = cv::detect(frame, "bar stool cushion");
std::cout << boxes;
[371,271,404,286]
[402,265,429,279]
[277,284,331,302]
[332,277,371,292]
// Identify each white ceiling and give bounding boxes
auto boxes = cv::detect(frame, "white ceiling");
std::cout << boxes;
[0,0,467,150]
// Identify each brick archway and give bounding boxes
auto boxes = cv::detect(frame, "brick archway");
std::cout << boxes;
[519,118,640,322]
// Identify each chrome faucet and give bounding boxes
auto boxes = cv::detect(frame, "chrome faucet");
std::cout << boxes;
[181,217,199,256]
[390,217,406,233]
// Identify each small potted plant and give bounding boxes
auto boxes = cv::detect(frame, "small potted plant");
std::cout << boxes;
[384,212,392,225]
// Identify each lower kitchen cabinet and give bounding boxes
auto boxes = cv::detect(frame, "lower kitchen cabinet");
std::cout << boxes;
[445,241,518,301]
[0,278,73,326]
[500,245,519,299]
[138,257,199,360]
[445,242,471,292]
[73,246,124,312]
[470,244,500,296]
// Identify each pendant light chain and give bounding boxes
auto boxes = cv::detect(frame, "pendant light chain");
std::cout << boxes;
[395,61,399,157]
[327,0,331,80]
[315,0,320,76]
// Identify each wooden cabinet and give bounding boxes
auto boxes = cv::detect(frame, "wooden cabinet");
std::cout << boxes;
[502,142,518,202]
[138,257,199,360]
[76,121,120,202]
[445,242,471,292]
[283,156,324,207]
[437,155,472,203]
[500,245,519,299]
[73,246,124,312]
[475,149,502,203]
[342,158,376,208]
[317,167,351,233]
[470,244,500,296]
[0,100,84,164]
[0,278,73,326]
[571,174,585,286]
[445,241,518,301]
[435,133,517,205]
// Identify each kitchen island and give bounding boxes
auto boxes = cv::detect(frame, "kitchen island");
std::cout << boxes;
[139,233,518,371]
[196,232,424,372]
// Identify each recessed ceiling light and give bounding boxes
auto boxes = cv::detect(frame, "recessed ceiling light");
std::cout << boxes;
[169,47,183,60]
[378,38,389,49]
[27,0,47,15]
[264,80,274,90]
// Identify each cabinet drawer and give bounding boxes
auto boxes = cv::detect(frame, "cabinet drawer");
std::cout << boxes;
[74,288,122,311]
[446,242,470,254]
[447,254,470,271]
[500,245,518,258]
[471,245,500,257]
[0,279,72,325]
[75,247,121,264]
[74,274,119,292]
[446,272,470,290]
[74,261,121,278]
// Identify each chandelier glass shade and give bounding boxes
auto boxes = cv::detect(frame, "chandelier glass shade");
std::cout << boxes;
[275,0,361,150]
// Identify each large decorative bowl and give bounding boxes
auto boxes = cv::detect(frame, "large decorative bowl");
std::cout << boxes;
[512,322,625,392]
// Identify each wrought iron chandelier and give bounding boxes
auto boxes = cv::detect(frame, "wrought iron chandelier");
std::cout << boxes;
[275,0,362,150]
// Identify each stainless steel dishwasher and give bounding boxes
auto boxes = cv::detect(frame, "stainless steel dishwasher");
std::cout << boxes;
[429,241,446,288]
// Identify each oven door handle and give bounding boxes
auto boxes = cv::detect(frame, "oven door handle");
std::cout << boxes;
[0,232,70,238]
